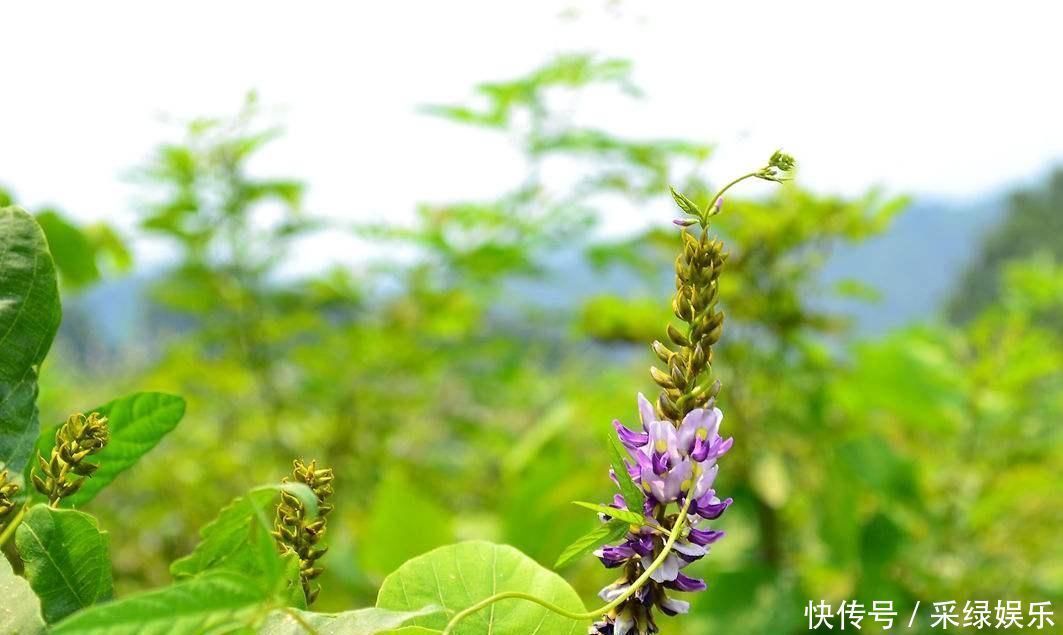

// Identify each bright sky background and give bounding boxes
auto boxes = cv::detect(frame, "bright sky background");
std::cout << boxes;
[2,1,1062,268]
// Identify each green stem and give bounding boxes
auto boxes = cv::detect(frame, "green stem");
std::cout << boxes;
[0,503,27,547]
[702,171,759,226]
[441,496,695,634]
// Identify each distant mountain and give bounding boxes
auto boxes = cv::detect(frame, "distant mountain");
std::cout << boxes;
[56,195,1004,364]
[820,197,1002,335]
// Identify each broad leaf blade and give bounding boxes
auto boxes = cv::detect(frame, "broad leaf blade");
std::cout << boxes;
[0,206,61,472]
[0,552,46,634]
[260,606,441,635]
[15,505,113,623]
[49,570,271,635]
[554,519,629,569]
[376,541,586,635]
[29,392,186,507]
[170,482,318,580]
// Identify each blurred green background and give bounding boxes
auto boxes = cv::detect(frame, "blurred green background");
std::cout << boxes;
[3,7,1062,633]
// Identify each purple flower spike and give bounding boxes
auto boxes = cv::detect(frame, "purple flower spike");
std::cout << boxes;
[678,407,722,460]
[637,393,657,428]
[597,391,734,633]
[595,542,637,568]
[614,419,649,450]
[631,533,655,556]
[666,573,707,593]
[687,527,725,546]
[658,595,690,616]
[691,492,733,520]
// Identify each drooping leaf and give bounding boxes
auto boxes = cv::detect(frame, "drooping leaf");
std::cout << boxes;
[28,392,186,507]
[15,505,113,623]
[0,552,46,634]
[259,605,441,635]
[34,210,101,290]
[607,434,645,511]
[361,470,454,576]
[49,570,273,635]
[171,482,318,580]
[0,206,61,473]
[376,541,586,635]
[554,519,629,569]
[571,501,644,526]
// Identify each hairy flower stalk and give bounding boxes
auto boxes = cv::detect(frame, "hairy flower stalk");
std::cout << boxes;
[273,459,335,605]
[439,152,795,635]
[589,152,795,635]
[32,412,110,507]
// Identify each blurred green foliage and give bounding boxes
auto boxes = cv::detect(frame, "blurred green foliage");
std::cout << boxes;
[948,169,1063,322]
[0,186,130,292]
[27,55,1062,634]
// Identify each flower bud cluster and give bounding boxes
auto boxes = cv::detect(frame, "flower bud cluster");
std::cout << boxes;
[32,412,109,507]
[273,459,334,605]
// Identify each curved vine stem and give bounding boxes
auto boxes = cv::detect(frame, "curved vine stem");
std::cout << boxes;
[441,495,695,634]
[700,171,758,227]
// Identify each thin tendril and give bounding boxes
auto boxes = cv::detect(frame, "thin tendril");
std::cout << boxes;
[441,495,696,634]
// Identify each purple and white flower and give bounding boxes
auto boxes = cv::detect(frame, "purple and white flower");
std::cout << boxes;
[591,394,734,635]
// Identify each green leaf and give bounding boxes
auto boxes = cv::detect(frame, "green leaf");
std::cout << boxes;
[35,210,101,290]
[554,519,629,568]
[376,541,586,635]
[171,482,318,580]
[260,606,441,635]
[607,434,645,511]
[670,187,700,216]
[571,501,644,526]
[361,470,454,576]
[0,206,61,473]
[15,505,113,623]
[49,569,273,635]
[29,392,186,507]
[0,552,46,634]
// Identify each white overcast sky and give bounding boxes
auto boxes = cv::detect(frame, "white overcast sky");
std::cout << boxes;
[2,1,1062,269]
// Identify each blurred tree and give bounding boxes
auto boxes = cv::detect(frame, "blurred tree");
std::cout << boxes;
[947,168,1063,322]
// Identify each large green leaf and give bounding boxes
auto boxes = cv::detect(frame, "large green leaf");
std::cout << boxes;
[49,569,273,635]
[0,552,46,634]
[29,392,186,507]
[15,505,113,623]
[376,541,587,635]
[170,482,319,580]
[0,206,61,473]
[260,606,440,635]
